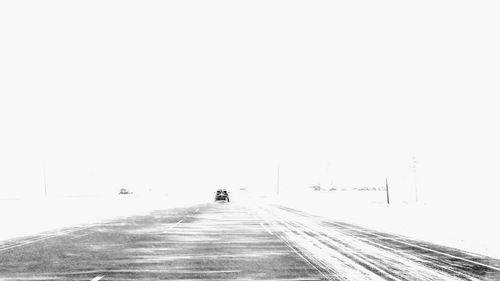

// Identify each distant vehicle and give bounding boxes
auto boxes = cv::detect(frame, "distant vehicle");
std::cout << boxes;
[214,189,229,202]
[119,188,133,195]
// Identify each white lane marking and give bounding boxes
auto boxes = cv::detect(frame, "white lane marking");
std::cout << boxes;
[260,223,274,235]
[167,219,183,230]
[90,276,104,281]
[323,219,500,272]
[195,208,200,213]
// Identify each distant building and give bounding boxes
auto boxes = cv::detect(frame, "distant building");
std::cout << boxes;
[309,185,321,191]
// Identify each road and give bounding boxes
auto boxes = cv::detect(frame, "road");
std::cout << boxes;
[0,201,499,280]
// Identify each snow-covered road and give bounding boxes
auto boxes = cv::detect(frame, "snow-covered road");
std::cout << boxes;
[251,201,500,280]
[1,200,499,280]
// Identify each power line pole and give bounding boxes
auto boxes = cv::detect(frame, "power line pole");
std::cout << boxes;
[43,166,47,197]
[326,162,333,190]
[276,163,280,196]
[385,178,390,204]
[412,156,418,202]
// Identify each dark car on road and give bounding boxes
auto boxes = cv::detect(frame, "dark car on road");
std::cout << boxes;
[214,189,229,202]
[119,188,133,195]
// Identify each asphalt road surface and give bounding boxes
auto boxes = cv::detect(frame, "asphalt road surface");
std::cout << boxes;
[1,201,499,280]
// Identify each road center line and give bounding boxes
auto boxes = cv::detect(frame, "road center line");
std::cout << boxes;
[90,276,104,281]
[260,223,274,235]
[167,219,183,230]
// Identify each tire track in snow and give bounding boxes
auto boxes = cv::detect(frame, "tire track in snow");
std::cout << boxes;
[255,202,491,281]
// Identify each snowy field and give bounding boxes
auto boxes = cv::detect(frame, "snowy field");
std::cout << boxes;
[264,190,500,259]
[0,193,209,243]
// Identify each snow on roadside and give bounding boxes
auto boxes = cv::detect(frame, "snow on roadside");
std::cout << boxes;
[263,190,500,260]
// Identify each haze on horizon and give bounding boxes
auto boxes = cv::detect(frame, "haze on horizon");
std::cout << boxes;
[1,1,499,205]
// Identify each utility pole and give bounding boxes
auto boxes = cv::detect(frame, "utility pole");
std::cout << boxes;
[385,178,390,204]
[412,156,418,202]
[326,162,333,190]
[276,163,280,196]
[43,166,47,197]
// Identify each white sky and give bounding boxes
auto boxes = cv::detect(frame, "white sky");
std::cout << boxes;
[1,1,499,203]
